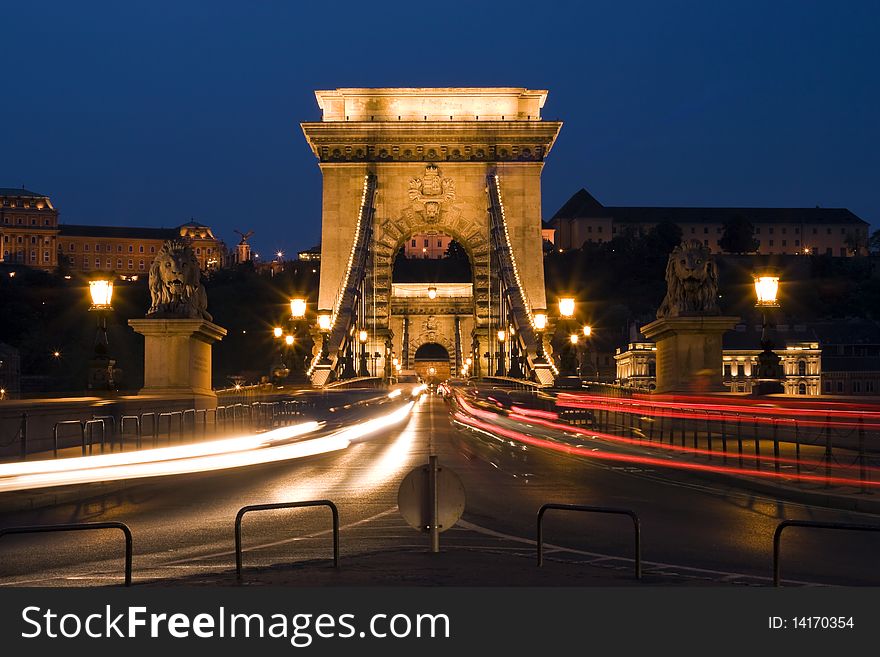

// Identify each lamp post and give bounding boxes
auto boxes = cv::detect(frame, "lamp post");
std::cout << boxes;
[533,311,547,363]
[317,311,331,365]
[557,297,578,378]
[753,272,783,395]
[358,329,370,377]
[287,298,308,383]
[507,325,524,379]
[581,324,594,379]
[88,279,116,391]
[495,329,506,376]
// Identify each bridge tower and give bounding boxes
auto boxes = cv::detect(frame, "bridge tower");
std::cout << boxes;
[301,88,562,385]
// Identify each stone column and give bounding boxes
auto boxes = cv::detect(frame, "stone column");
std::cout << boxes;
[128,319,227,404]
[641,316,739,394]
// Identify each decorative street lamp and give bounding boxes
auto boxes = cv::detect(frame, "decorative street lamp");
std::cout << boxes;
[285,298,309,384]
[533,311,547,363]
[88,279,116,390]
[581,324,594,378]
[273,326,283,338]
[753,271,783,394]
[427,285,437,300]
[358,329,370,377]
[507,324,523,379]
[317,311,331,364]
[496,329,506,376]
[290,298,307,320]
[284,334,294,346]
[582,325,592,337]
[557,297,578,378]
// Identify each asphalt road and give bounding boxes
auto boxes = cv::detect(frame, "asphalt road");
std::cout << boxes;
[1,393,879,586]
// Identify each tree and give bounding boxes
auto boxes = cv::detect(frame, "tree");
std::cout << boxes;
[719,215,759,254]
[443,239,468,261]
[646,220,683,255]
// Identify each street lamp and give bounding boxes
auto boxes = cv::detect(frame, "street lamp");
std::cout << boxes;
[533,311,547,362]
[88,279,116,390]
[317,311,331,364]
[753,271,783,394]
[284,334,294,346]
[495,329,506,376]
[358,329,370,377]
[558,297,575,319]
[273,326,283,338]
[290,298,307,319]
[582,325,592,337]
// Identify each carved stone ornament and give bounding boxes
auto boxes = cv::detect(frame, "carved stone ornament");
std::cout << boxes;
[147,239,212,321]
[656,239,721,319]
[408,164,455,223]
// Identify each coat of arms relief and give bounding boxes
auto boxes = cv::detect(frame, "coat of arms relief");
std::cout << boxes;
[408,164,455,223]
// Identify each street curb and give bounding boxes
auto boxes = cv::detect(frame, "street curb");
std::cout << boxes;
[0,480,136,516]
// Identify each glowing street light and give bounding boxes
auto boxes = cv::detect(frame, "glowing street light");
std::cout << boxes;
[88,279,114,309]
[427,286,437,300]
[290,298,307,319]
[558,297,575,319]
[358,329,370,377]
[497,329,506,343]
[284,334,294,346]
[582,325,592,337]
[533,312,547,330]
[273,326,283,338]
[570,333,579,345]
[754,274,780,307]
[317,311,332,364]
[318,313,331,331]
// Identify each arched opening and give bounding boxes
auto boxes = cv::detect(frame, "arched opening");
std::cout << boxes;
[798,382,807,395]
[797,360,806,376]
[413,342,451,383]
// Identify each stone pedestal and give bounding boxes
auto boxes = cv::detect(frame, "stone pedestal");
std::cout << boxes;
[128,319,227,400]
[641,316,739,394]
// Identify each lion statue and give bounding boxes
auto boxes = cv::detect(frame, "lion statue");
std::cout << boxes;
[656,239,720,319]
[146,239,212,321]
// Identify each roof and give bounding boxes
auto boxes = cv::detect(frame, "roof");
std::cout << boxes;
[0,187,47,198]
[810,319,880,345]
[551,189,868,226]
[551,188,605,219]
[59,224,177,240]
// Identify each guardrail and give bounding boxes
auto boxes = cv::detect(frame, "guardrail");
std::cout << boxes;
[773,519,880,586]
[0,522,133,586]
[234,500,340,581]
[536,503,641,579]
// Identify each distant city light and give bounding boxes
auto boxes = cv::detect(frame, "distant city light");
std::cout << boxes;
[570,333,579,345]
[582,325,592,337]
[285,334,294,346]
[273,326,283,338]
[558,297,575,318]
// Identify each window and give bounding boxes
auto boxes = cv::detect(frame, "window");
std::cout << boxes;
[867,382,875,393]
[824,381,832,394]
[423,239,428,247]
[411,240,416,247]
[798,360,806,376]
[30,236,36,244]
[827,228,832,235]
[139,259,145,270]
[597,226,603,233]
[587,226,592,233]
[117,259,123,269]
[703,227,709,234]
[703,239,709,246]
[782,240,786,246]
[117,245,123,252]
[95,244,101,252]
[837,381,844,393]
[690,227,695,234]
[128,245,133,253]
[43,252,49,263]
[150,246,155,253]
[437,240,442,247]
[139,245,144,253]
[798,383,806,395]
[128,259,133,269]
[769,240,774,246]
[853,381,861,393]
[724,364,732,378]
[794,240,800,246]
[812,227,817,234]
[85,244,90,251]
[95,257,101,267]
[826,248,832,256]
[755,227,761,234]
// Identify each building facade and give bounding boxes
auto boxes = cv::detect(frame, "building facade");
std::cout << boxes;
[0,188,59,270]
[57,221,224,274]
[552,188,870,257]
[812,319,880,396]
[615,327,822,395]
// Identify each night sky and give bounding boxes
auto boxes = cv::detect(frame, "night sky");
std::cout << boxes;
[2,1,877,257]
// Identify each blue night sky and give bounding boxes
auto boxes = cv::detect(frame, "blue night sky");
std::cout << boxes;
[2,1,878,257]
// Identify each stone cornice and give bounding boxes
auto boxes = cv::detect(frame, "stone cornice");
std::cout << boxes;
[300,121,562,163]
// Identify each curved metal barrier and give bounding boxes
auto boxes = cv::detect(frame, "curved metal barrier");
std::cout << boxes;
[537,503,641,579]
[0,522,133,586]
[773,519,880,586]
[234,500,340,581]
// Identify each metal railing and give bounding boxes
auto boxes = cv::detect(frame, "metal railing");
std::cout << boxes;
[0,522,133,586]
[773,519,880,586]
[234,500,340,581]
[536,503,641,579]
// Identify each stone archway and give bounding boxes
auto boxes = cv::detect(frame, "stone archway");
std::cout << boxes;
[369,206,492,331]
[413,342,452,383]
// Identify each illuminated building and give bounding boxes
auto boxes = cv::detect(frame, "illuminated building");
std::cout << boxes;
[57,220,226,274]
[0,188,58,270]
[552,188,870,256]
[615,325,823,395]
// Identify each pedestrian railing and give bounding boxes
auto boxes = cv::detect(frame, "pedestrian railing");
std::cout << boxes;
[0,522,133,586]
[53,420,85,457]
[536,503,641,579]
[773,519,880,586]
[234,500,340,581]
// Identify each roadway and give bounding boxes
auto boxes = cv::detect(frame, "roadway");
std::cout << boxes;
[1,392,879,586]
